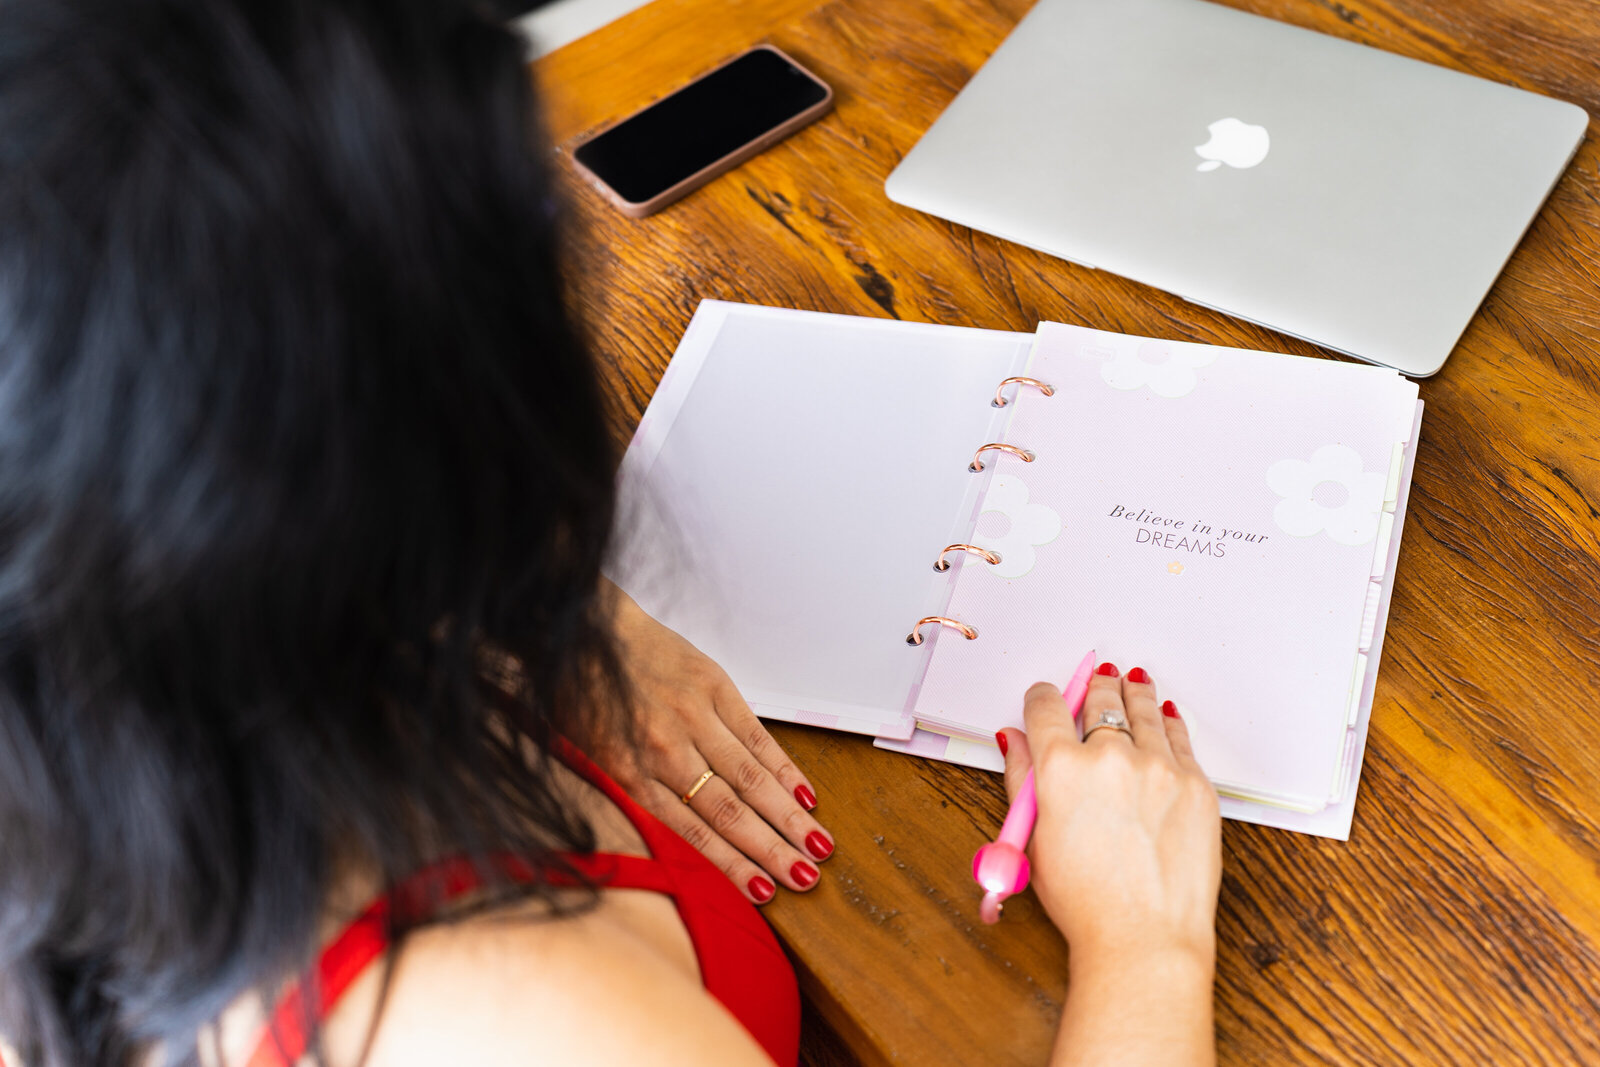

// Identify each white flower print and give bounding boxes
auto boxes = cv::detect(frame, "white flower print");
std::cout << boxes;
[1266,444,1386,545]
[972,475,1062,579]
[1094,339,1216,398]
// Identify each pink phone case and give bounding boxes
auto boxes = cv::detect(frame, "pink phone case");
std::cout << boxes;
[570,45,834,219]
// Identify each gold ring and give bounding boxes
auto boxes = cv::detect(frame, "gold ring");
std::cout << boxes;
[680,769,716,804]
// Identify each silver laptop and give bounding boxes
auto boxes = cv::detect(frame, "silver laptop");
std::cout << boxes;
[884,0,1587,377]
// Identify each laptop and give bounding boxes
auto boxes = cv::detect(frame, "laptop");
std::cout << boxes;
[884,0,1587,377]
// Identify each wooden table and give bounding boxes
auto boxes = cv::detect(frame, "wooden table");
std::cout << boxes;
[533,2,1600,1062]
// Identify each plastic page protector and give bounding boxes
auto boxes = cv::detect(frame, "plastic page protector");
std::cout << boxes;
[608,301,1032,736]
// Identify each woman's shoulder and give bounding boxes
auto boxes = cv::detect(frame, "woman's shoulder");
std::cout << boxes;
[258,898,774,1067]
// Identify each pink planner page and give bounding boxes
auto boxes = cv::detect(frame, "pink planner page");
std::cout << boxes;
[881,398,1423,839]
[909,323,1419,811]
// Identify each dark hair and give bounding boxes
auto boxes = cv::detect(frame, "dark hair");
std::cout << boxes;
[0,1,628,1063]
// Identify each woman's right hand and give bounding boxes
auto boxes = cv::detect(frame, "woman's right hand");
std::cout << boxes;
[998,662,1221,1066]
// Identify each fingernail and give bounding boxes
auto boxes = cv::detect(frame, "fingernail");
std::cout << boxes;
[1095,661,1120,677]
[995,730,1009,756]
[805,831,834,860]
[1126,666,1150,684]
[748,876,775,903]
[1162,700,1180,719]
[794,784,817,811]
[791,861,818,888]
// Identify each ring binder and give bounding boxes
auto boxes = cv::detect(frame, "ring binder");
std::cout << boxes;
[906,616,978,645]
[613,300,1422,834]
[933,544,1002,571]
[969,442,1035,472]
[991,376,1055,408]
[914,393,1039,645]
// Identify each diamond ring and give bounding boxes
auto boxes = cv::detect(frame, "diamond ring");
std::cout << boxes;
[1083,710,1134,741]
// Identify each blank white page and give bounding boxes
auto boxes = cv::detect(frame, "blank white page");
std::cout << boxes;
[608,302,1031,736]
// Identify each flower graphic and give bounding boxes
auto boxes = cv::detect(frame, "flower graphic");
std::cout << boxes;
[1167,561,1185,575]
[972,474,1062,579]
[1266,444,1386,545]
[1093,339,1216,398]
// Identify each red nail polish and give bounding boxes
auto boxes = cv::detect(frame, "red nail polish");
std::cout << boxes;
[1126,666,1150,684]
[805,831,834,860]
[791,861,818,888]
[748,876,775,903]
[995,731,1009,756]
[1095,662,1120,677]
[794,784,817,811]
[1162,700,1180,719]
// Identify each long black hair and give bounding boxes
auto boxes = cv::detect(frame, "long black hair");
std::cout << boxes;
[0,1,629,1063]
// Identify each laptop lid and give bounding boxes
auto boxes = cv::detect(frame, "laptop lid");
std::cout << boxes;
[884,0,1587,376]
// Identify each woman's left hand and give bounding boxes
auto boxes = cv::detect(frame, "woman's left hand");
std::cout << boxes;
[593,579,834,905]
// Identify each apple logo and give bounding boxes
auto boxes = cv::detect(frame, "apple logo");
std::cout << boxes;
[1194,117,1270,172]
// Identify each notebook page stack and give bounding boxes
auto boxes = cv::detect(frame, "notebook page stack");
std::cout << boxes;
[609,301,1423,839]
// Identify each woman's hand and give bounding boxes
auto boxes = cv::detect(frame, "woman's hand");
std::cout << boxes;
[998,662,1221,1067]
[594,579,833,905]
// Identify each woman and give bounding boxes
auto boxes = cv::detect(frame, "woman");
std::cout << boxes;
[0,1,1221,1064]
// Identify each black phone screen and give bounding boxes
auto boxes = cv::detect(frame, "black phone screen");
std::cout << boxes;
[572,48,829,205]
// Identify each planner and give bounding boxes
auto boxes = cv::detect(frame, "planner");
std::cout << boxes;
[608,301,1423,838]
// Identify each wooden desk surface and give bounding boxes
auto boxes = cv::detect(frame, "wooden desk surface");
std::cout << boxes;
[533,2,1600,1063]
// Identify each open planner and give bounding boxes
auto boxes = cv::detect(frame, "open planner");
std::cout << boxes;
[608,301,1423,838]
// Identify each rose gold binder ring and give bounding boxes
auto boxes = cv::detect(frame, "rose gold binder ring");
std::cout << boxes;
[933,544,1002,572]
[992,376,1056,408]
[969,442,1036,472]
[906,616,979,645]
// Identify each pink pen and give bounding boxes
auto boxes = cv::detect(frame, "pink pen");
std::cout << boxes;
[973,648,1097,924]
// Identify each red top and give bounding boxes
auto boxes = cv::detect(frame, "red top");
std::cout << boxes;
[245,742,800,1066]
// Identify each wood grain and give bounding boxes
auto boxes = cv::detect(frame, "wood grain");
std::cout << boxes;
[533,1,1600,1062]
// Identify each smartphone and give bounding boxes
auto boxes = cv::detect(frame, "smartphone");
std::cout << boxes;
[571,45,833,218]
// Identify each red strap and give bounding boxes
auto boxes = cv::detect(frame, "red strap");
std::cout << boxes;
[246,741,700,1066]
[245,896,392,1067]
[245,846,676,1067]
